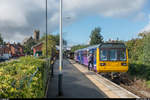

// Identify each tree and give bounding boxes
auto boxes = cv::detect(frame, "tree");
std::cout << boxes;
[90,27,103,45]
[0,33,3,45]
[141,32,150,65]
[41,35,56,57]
[23,39,36,55]
[71,44,89,52]
[125,32,148,64]
[40,34,67,46]
[53,34,67,46]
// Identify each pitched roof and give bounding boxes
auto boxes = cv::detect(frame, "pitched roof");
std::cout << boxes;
[22,36,33,45]
[31,41,43,50]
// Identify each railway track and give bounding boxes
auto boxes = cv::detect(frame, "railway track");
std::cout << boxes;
[97,70,150,98]
[99,72,133,85]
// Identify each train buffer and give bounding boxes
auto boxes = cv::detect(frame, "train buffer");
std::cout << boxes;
[46,59,139,98]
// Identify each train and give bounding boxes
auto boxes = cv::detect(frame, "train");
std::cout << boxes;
[66,52,74,59]
[74,43,128,77]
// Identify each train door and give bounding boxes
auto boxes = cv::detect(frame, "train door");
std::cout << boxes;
[92,49,97,71]
[77,52,80,62]
[81,51,83,64]
[79,51,82,63]
[93,49,96,66]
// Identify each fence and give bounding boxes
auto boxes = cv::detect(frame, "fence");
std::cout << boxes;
[11,67,39,90]
[44,57,55,97]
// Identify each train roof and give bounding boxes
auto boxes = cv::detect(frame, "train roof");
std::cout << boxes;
[74,44,100,53]
[74,43,126,53]
[86,44,100,50]
[99,43,126,48]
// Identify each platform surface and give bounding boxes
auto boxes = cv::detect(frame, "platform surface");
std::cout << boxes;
[46,59,106,98]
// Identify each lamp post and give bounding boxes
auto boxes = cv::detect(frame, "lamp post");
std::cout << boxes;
[46,0,48,57]
[58,0,63,96]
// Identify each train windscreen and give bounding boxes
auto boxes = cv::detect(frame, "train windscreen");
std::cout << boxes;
[100,48,126,61]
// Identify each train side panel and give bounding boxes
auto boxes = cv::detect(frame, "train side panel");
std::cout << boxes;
[83,52,88,66]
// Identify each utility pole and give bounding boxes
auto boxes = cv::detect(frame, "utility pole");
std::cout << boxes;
[46,0,48,57]
[58,0,63,96]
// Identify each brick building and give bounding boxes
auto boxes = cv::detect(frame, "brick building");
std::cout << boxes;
[0,45,11,59]
[31,42,43,57]
[6,42,24,57]
[0,45,3,56]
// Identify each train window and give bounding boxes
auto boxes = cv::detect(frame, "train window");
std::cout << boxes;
[109,49,117,61]
[118,49,126,61]
[100,49,108,61]
[100,48,126,61]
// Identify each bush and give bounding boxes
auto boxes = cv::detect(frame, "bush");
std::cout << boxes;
[128,63,150,80]
[0,56,46,98]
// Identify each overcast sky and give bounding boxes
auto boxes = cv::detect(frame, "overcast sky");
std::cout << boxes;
[0,0,149,46]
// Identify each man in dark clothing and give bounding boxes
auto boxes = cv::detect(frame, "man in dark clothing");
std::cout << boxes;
[88,53,94,71]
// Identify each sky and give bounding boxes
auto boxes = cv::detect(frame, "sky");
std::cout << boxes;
[0,0,150,46]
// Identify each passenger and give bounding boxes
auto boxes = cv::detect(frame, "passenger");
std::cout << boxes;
[88,54,91,70]
[88,53,94,71]
[91,54,94,71]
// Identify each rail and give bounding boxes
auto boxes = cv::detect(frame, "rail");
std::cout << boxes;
[11,67,39,90]
[44,57,55,97]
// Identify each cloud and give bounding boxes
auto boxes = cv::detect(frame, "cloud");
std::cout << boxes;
[133,12,146,22]
[0,0,146,43]
[63,0,146,17]
[141,15,150,32]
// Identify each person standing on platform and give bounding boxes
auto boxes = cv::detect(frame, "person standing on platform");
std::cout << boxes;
[88,53,94,71]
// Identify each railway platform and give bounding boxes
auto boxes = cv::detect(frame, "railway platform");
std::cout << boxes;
[46,59,139,98]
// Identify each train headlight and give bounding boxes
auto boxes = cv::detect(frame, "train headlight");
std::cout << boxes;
[100,63,106,66]
[121,63,127,66]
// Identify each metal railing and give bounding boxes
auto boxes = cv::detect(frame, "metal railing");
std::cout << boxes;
[11,67,39,90]
[44,57,55,97]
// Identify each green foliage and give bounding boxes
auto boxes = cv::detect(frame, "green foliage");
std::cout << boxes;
[0,33,3,45]
[126,32,150,64]
[41,35,56,57]
[90,27,103,45]
[126,32,150,86]
[53,34,67,46]
[125,38,144,63]
[106,38,125,43]
[128,63,150,80]
[23,39,36,55]
[71,44,89,52]
[141,33,150,65]
[41,34,67,46]
[0,56,46,98]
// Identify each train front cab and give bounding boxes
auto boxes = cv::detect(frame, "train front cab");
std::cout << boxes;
[96,47,128,73]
